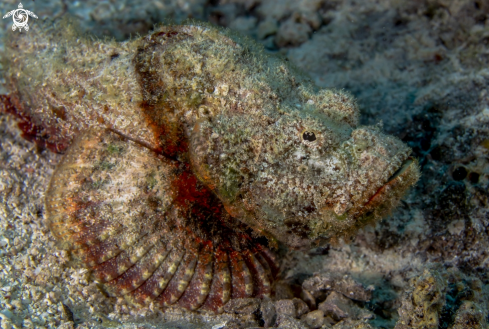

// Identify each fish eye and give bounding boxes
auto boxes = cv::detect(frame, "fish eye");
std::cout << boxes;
[302,131,316,142]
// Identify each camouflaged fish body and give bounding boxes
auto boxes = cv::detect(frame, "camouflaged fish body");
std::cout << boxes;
[2,20,419,312]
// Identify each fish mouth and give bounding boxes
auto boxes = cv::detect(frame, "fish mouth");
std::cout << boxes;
[363,156,418,209]
[387,157,414,183]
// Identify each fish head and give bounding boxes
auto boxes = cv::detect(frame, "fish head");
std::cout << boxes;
[189,78,419,250]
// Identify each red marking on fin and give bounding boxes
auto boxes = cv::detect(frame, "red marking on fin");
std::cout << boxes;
[230,251,253,299]
[177,242,214,310]
[74,236,126,266]
[129,246,184,305]
[200,247,230,313]
[155,243,200,306]
[259,246,280,278]
[1,94,70,153]
[104,243,168,295]
[243,249,271,298]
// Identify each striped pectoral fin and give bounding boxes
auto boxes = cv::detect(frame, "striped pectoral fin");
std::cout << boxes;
[73,237,124,267]
[90,234,158,283]
[243,249,271,298]
[128,245,185,305]
[44,127,178,275]
[72,228,147,267]
[259,246,280,278]
[103,241,169,296]
[177,242,214,310]
[200,246,231,314]
[154,243,201,307]
[230,250,253,299]
[254,249,274,285]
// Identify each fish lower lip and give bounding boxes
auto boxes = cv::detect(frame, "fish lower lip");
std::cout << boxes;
[363,156,415,207]
[387,157,414,183]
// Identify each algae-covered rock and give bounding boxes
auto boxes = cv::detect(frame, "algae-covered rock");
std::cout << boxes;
[395,269,446,329]
[395,268,488,329]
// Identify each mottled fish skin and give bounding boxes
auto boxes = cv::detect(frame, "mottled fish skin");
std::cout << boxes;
[1,19,419,312]
[44,128,278,313]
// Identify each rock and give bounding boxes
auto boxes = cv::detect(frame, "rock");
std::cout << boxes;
[0,309,13,320]
[324,316,335,326]
[395,270,488,329]
[257,19,278,40]
[303,275,333,301]
[296,11,322,30]
[303,274,334,296]
[223,314,261,329]
[302,273,372,302]
[333,279,373,302]
[58,323,75,329]
[229,16,257,35]
[209,3,240,26]
[451,301,486,329]
[318,301,348,321]
[261,36,277,50]
[275,280,295,300]
[275,299,296,317]
[394,269,447,329]
[275,313,308,329]
[301,288,316,310]
[61,303,74,322]
[260,297,277,328]
[224,298,260,314]
[318,291,374,321]
[275,298,310,320]
[255,0,291,21]
[332,319,375,329]
[293,298,310,318]
[323,292,351,316]
[275,19,312,47]
[301,310,324,329]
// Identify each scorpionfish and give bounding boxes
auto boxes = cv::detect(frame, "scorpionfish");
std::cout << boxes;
[1,20,419,313]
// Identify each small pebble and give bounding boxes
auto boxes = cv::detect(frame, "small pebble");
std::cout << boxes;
[302,310,324,329]
[275,299,296,317]
[0,309,13,319]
